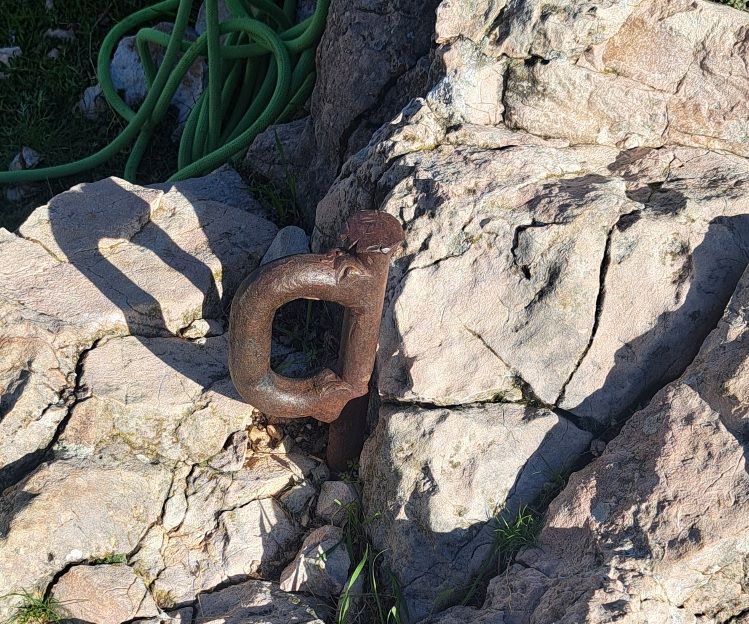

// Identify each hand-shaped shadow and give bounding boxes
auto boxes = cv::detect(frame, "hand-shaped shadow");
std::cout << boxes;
[45,174,275,395]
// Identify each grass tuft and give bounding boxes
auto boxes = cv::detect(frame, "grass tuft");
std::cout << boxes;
[242,130,306,230]
[2,591,64,624]
[459,505,541,608]
[88,552,127,565]
[495,505,539,557]
[719,0,748,9]
[334,500,404,624]
[0,0,176,231]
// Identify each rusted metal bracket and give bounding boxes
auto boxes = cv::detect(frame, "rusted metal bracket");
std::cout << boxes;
[228,210,404,473]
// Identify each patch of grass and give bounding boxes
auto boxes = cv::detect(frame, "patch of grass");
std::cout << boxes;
[151,588,176,610]
[338,460,360,484]
[495,505,539,557]
[247,173,303,229]
[89,552,127,565]
[243,132,306,230]
[717,0,748,9]
[2,591,64,624]
[459,505,541,608]
[0,0,176,231]
[334,500,404,624]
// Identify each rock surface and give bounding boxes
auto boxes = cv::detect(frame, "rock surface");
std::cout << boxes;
[315,480,359,527]
[244,0,441,220]
[0,453,171,605]
[109,23,204,124]
[361,403,591,620]
[0,169,320,622]
[260,225,310,265]
[302,0,749,620]
[4,0,749,622]
[0,168,275,488]
[52,564,160,624]
[194,579,327,624]
[501,0,749,158]
[319,102,749,424]
[427,266,749,623]
[280,525,351,598]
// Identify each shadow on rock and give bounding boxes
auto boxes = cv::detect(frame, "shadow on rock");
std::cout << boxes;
[564,212,749,429]
[41,174,274,395]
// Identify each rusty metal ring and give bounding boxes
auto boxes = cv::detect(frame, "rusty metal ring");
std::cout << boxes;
[228,211,404,429]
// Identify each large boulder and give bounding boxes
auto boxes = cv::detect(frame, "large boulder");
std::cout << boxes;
[244,0,441,219]
[361,403,592,620]
[376,133,749,423]
[309,0,749,620]
[0,169,320,622]
[321,107,749,621]
[427,265,749,624]
[0,168,276,489]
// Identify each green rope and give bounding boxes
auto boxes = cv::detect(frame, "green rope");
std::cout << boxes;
[0,0,328,185]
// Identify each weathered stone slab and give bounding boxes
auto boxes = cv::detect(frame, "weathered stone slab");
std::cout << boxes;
[194,579,327,624]
[59,334,250,464]
[142,453,314,605]
[0,454,172,621]
[360,403,592,621]
[52,564,159,624]
[501,0,749,158]
[0,169,276,490]
[373,132,749,424]
[427,267,749,623]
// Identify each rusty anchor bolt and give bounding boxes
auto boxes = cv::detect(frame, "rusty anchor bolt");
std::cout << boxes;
[228,210,404,473]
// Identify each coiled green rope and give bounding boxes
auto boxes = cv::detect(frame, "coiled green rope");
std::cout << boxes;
[0,0,328,185]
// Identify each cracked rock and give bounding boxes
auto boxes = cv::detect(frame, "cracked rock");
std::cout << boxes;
[51,564,159,624]
[428,265,749,623]
[333,111,749,425]
[194,579,328,624]
[0,453,172,621]
[280,525,351,598]
[143,453,311,605]
[501,1,749,158]
[360,403,592,621]
[0,169,275,487]
[58,334,251,464]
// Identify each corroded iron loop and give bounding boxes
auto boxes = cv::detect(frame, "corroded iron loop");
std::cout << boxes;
[228,210,404,425]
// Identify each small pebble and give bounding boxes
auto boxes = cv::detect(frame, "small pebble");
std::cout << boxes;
[0,46,21,69]
[9,147,40,171]
[45,28,75,42]
[47,48,60,60]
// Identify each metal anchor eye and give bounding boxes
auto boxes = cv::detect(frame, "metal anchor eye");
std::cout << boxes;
[228,210,404,473]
